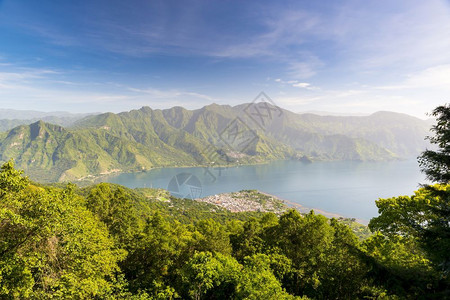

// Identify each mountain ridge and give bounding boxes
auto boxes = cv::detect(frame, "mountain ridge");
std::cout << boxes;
[0,103,431,182]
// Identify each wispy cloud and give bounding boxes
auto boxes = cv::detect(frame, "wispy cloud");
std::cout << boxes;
[0,68,61,91]
[1,0,450,117]
[213,9,320,58]
[274,78,318,90]
[375,64,450,91]
[128,87,216,102]
[325,0,450,71]
[0,63,219,112]
[0,68,59,81]
[1,1,327,77]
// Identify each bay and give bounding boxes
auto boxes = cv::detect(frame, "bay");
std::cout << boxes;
[103,159,426,223]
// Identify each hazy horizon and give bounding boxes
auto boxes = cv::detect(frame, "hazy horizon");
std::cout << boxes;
[0,102,432,120]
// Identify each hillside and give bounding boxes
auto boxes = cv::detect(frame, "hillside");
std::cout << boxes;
[0,103,431,182]
[292,111,432,157]
[0,163,443,299]
[0,120,197,182]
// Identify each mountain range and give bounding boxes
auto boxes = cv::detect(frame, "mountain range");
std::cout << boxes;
[0,103,432,182]
[0,109,97,132]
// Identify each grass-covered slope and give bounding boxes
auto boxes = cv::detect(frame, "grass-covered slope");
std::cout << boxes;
[0,120,197,182]
[0,104,430,182]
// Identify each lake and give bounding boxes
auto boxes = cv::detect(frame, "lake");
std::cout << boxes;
[103,159,426,223]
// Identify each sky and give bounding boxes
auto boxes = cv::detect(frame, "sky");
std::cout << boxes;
[1,0,450,118]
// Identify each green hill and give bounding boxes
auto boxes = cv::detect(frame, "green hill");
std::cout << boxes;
[0,104,431,182]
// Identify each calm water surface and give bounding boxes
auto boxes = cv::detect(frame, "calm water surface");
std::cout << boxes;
[103,160,426,222]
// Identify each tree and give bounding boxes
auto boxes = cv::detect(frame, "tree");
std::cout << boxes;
[269,210,333,296]
[369,186,450,277]
[369,103,450,297]
[362,232,438,298]
[86,183,141,245]
[237,254,302,300]
[181,251,241,300]
[122,212,195,294]
[318,219,368,299]
[230,217,266,261]
[194,219,232,255]
[418,104,450,183]
[370,105,449,272]
[0,161,125,298]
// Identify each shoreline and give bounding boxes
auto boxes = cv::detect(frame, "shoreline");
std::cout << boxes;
[257,191,369,225]
[73,160,389,225]
[79,159,287,183]
[195,190,369,225]
[69,155,405,184]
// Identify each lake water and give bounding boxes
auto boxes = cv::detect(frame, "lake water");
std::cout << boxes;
[103,159,426,223]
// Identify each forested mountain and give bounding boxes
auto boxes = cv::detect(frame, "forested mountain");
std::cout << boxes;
[292,111,432,157]
[0,161,447,298]
[0,104,431,182]
[0,120,200,182]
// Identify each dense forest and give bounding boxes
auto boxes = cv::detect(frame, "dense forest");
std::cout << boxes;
[0,105,449,299]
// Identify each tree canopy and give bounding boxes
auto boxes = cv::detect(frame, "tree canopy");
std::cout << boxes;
[419,104,450,183]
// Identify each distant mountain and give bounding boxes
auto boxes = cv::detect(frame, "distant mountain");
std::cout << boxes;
[0,115,96,132]
[0,109,97,132]
[0,103,431,182]
[298,110,369,117]
[0,108,95,120]
[288,111,431,157]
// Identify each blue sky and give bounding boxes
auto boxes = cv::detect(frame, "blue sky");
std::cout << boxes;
[0,0,450,117]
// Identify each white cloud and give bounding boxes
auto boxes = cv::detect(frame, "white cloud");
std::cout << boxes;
[274,78,318,90]
[326,0,450,71]
[404,64,450,88]
[0,64,218,112]
[0,69,59,81]
[287,55,324,79]
[127,87,216,102]
[375,64,450,91]
[292,82,310,88]
[0,68,61,91]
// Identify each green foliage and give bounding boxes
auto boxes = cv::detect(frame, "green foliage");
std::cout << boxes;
[362,233,438,297]
[237,254,299,300]
[369,185,450,285]
[229,210,372,298]
[0,159,29,198]
[181,251,241,300]
[194,219,233,255]
[418,104,450,183]
[0,161,125,298]
[1,161,445,299]
[318,219,368,299]
[86,183,141,245]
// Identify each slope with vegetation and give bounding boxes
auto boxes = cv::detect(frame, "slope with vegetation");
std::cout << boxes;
[0,104,432,182]
[0,154,448,298]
